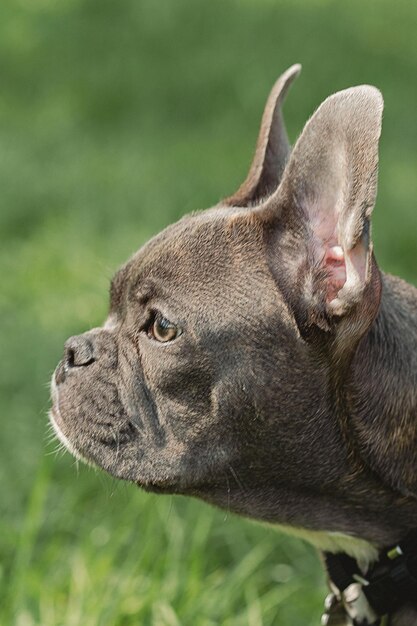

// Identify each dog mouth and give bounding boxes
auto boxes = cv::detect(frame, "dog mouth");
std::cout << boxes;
[49,379,98,468]
[48,400,183,492]
[48,352,217,495]
[48,374,179,489]
[49,407,93,464]
[48,398,142,478]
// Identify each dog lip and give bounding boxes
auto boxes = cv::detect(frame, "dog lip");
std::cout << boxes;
[54,360,67,385]
[49,396,96,467]
[139,480,180,495]
[49,407,99,468]
[49,406,77,454]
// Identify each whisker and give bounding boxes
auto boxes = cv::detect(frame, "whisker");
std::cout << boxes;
[129,419,143,433]
[224,473,231,522]
[228,464,246,493]
[110,426,121,466]
[45,441,68,458]
[72,458,80,475]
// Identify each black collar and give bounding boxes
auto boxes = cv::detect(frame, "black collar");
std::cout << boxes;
[322,529,417,625]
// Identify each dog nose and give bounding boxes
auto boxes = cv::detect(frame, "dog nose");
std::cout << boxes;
[64,335,96,368]
[55,334,96,385]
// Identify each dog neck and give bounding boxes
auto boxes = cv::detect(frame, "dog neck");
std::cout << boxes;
[346,272,417,507]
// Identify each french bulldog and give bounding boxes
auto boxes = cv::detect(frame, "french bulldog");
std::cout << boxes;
[50,65,417,625]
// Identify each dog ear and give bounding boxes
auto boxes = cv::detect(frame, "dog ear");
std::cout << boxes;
[260,85,383,340]
[224,64,301,207]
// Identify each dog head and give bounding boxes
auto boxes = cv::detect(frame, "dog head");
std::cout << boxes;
[51,65,386,531]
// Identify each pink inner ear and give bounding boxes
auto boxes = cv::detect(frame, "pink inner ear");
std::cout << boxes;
[310,206,368,307]
[324,245,347,302]
[311,211,347,302]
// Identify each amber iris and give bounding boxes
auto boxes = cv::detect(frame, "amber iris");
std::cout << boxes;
[150,314,179,342]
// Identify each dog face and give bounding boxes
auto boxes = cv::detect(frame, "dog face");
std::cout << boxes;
[51,209,315,496]
[51,65,391,534]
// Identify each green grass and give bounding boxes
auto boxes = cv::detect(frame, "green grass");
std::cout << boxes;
[1,0,417,624]
[4,467,324,626]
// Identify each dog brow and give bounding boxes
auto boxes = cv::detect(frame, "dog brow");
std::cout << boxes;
[132,276,157,305]
[109,267,129,310]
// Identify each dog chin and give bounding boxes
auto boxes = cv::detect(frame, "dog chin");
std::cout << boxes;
[49,376,194,492]
[49,408,182,493]
[49,375,98,468]
[49,406,97,468]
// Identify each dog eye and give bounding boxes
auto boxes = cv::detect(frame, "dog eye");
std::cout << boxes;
[149,314,180,343]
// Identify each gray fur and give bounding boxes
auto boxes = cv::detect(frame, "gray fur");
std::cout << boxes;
[50,66,417,625]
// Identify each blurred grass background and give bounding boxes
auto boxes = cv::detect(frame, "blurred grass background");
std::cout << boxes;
[1,0,417,624]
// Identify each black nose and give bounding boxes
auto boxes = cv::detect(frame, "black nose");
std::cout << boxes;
[55,335,96,385]
[64,335,96,368]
